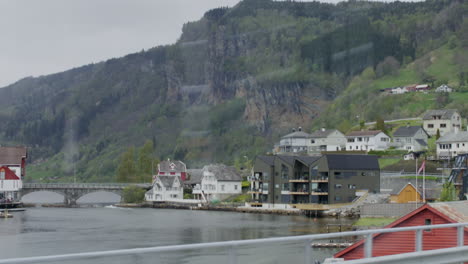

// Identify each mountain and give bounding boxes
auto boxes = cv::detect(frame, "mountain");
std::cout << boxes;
[0,0,466,182]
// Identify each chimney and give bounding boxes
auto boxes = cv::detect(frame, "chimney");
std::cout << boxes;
[455,126,459,134]
[298,127,302,132]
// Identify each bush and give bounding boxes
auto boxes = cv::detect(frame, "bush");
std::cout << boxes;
[122,185,146,203]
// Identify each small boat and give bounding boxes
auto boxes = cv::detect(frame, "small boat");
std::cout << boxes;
[0,212,13,218]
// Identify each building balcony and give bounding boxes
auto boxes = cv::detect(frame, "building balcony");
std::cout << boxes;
[311,177,328,183]
[289,179,309,183]
[289,191,309,195]
[311,191,328,195]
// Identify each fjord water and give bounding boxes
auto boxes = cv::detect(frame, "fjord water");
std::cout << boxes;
[0,207,355,264]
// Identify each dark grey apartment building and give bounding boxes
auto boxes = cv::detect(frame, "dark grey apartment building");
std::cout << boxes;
[249,154,380,205]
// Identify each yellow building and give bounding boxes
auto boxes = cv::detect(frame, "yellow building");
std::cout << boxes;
[390,183,422,203]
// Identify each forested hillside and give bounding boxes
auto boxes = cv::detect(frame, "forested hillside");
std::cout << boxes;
[0,0,466,182]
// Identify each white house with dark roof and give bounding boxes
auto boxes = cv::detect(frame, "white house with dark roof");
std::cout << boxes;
[192,164,242,201]
[391,125,429,152]
[308,128,346,155]
[145,175,183,202]
[275,127,311,154]
[436,130,468,159]
[345,130,390,151]
[422,109,461,136]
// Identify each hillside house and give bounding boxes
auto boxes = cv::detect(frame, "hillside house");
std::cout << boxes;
[436,130,468,159]
[0,147,27,202]
[436,84,453,93]
[345,130,390,151]
[308,128,346,155]
[275,127,311,154]
[145,175,183,202]
[156,159,187,181]
[249,154,380,205]
[422,109,461,136]
[415,84,430,91]
[391,126,429,152]
[334,201,468,260]
[192,164,242,201]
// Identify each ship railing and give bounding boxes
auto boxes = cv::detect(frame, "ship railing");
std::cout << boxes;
[0,223,468,264]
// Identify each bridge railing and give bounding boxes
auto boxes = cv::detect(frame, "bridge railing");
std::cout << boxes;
[22,183,150,189]
[0,223,467,264]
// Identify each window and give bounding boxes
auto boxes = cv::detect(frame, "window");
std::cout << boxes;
[440,124,447,128]
[335,196,341,201]
[221,185,225,191]
[234,185,238,190]
[311,139,315,144]
[0,171,4,180]
[424,218,432,232]
[275,184,279,189]
[334,184,342,189]
[348,184,356,189]
[428,124,434,128]
[282,183,289,191]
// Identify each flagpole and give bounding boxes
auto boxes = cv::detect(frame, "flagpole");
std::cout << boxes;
[423,159,426,203]
[415,157,418,206]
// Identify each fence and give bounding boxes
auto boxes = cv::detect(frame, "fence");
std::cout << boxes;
[0,223,467,264]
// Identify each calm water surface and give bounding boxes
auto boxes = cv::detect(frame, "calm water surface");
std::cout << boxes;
[0,206,355,263]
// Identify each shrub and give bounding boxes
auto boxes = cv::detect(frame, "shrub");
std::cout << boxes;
[122,185,146,203]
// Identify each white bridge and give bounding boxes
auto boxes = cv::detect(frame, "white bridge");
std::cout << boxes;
[21,183,151,206]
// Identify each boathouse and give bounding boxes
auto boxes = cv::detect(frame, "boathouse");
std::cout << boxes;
[334,201,468,260]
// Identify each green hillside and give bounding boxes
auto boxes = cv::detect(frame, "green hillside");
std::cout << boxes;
[0,0,465,183]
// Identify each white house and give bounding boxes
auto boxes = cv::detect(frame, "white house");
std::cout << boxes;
[145,175,183,202]
[156,159,187,181]
[0,147,27,203]
[436,84,453,93]
[423,109,462,136]
[0,166,22,202]
[345,130,391,151]
[193,164,242,201]
[308,128,346,155]
[436,130,468,159]
[391,87,407,94]
[391,126,429,152]
[275,127,311,154]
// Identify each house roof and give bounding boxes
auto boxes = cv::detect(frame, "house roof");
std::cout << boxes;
[158,160,186,172]
[203,164,241,181]
[276,155,296,166]
[437,131,468,143]
[325,154,379,170]
[185,169,203,184]
[392,182,421,196]
[0,147,27,165]
[393,126,426,137]
[281,131,312,139]
[381,177,441,196]
[296,156,321,166]
[335,201,468,258]
[422,109,458,120]
[415,139,428,147]
[345,130,385,137]
[157,176,177,187]
[256,155,276,166]
[310,129,337,138]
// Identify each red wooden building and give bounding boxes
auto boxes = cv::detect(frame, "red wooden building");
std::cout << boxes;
[335,201,468,260]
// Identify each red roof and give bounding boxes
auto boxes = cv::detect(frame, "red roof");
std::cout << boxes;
[0,166,20,180]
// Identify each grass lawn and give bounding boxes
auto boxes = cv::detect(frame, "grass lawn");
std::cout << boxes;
[379,158,401,168]
[353,217,396,227]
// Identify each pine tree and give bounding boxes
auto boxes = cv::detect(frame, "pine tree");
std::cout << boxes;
[117,146,136,182]
[137,140,154,183]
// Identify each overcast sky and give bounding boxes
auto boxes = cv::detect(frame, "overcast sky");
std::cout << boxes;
[0,0,422,88]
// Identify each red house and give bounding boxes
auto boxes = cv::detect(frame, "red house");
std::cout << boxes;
[154,159,187,181]
[335,201,468,260]
[0,147,27,179]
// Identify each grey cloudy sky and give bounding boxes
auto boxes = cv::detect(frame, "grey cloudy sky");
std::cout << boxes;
[0,0,422,88]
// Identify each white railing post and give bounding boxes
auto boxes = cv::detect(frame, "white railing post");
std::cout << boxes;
[415,229,423,251]
[364,234,373,258]
[304,239,311,264]
[458,226,464,247]
[228,245,238,264]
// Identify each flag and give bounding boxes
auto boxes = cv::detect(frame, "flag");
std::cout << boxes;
[418,160,426,174]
